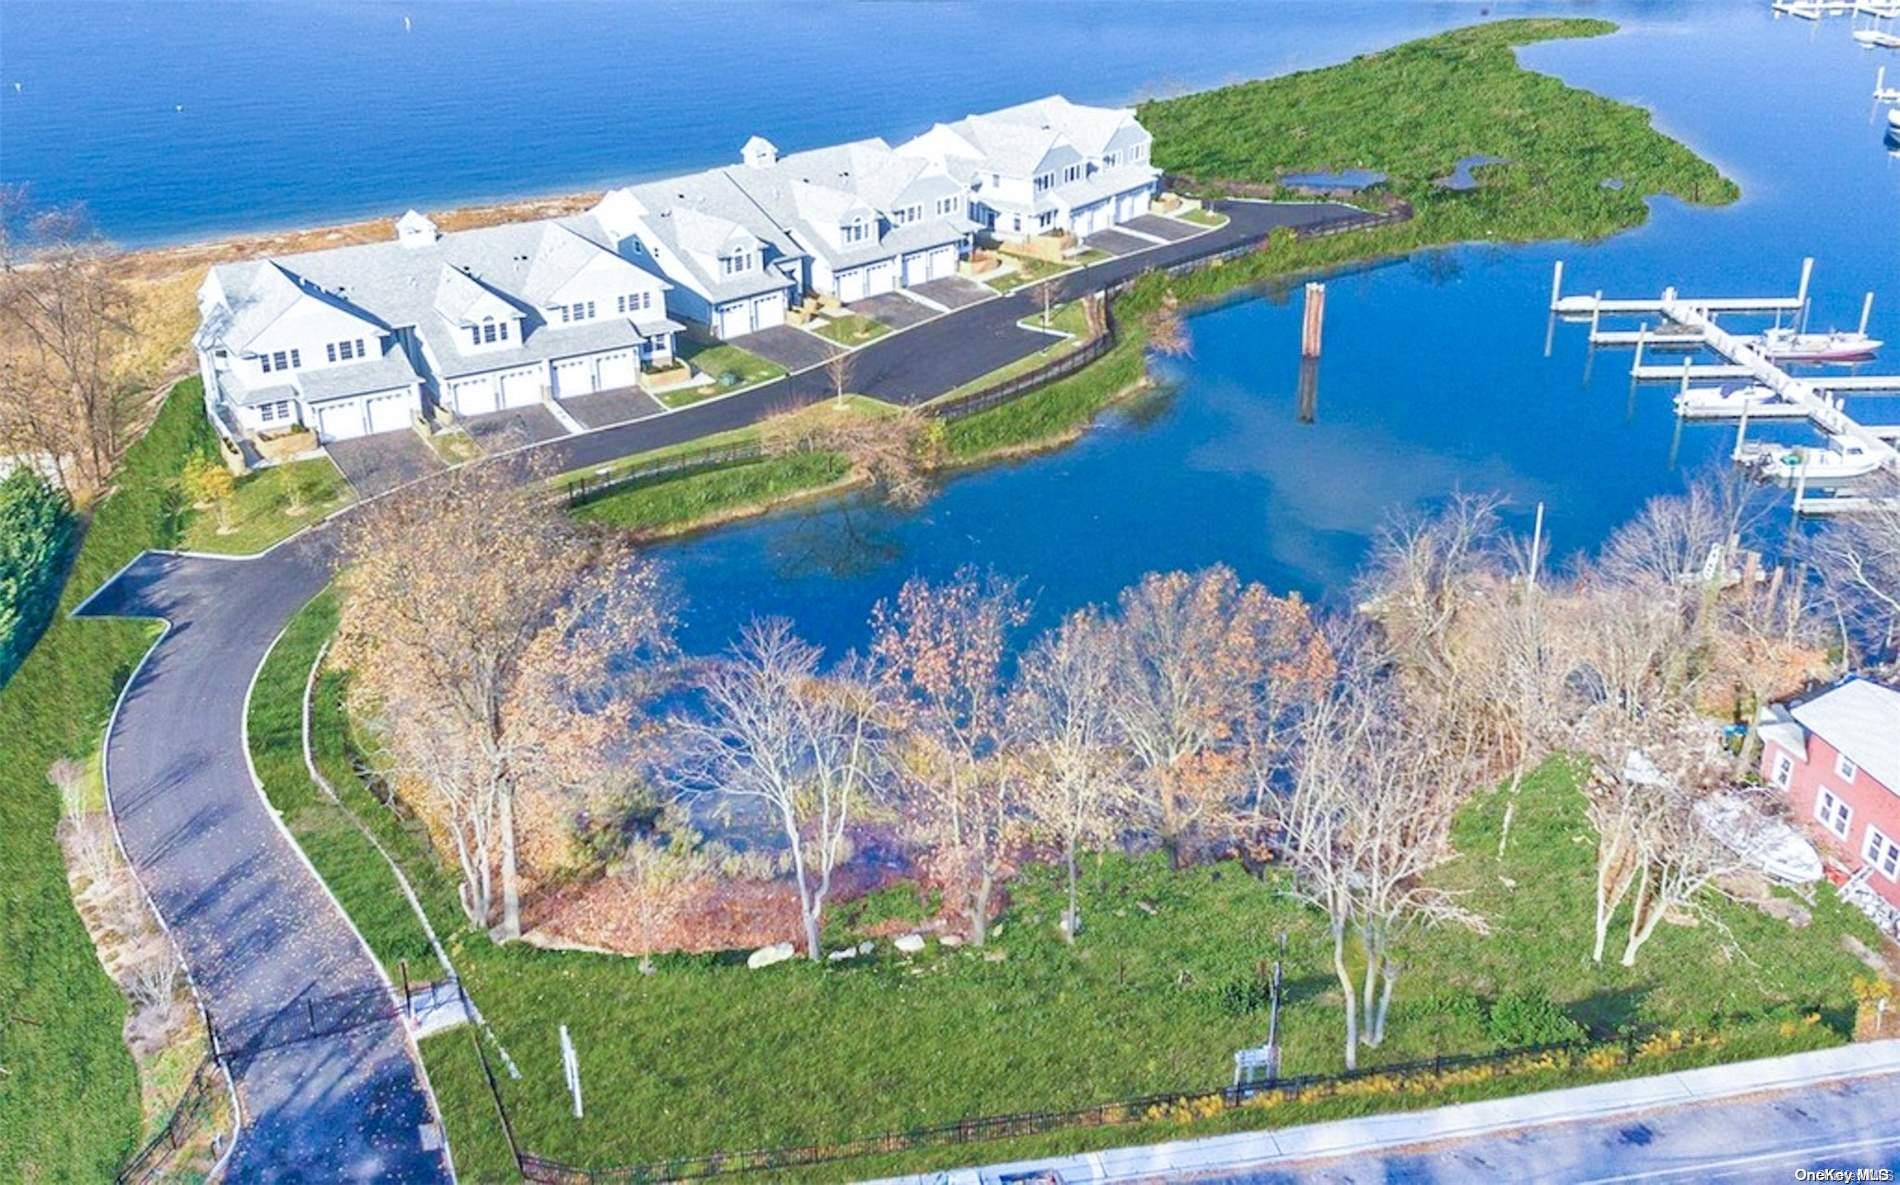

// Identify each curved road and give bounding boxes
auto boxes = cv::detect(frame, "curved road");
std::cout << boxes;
[74,199,1360,1179]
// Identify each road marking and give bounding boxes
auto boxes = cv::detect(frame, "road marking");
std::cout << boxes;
[1577,1133,1900,1183]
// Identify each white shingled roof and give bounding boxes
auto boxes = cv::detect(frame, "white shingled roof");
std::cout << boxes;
[1790,678,1900,793]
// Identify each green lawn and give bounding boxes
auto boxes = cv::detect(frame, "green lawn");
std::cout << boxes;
[986,255,1077,294]
[180,457,353,555]
[570,451,852,537]
[1178,207,1228,228]
[0,380,215,1183]
[812,314,890,347]
[678,340,787,391]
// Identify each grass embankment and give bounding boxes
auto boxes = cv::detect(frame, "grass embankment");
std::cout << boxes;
[576,19,1733,533]
[812,315,890,347]
[677,340,786,394]
[262,648,1872,1185]
[179,456,353,555]
[0,380,218,1183]
[986,255,1077,294]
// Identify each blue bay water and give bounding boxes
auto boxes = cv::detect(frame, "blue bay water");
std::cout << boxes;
[4,0,1897,657]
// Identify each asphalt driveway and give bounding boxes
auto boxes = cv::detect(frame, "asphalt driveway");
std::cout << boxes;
[847,291,938,330]
[558,386,667,430]
[731,324,839,370]
[1126,212,1207,242]
[1084,227,1159,256]
[908,275,994,310]
[326,431,444,499]
[462,403,571,450]
[75,540,452,1184]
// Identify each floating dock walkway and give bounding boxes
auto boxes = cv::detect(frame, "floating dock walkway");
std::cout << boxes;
[1549,258,1900,515]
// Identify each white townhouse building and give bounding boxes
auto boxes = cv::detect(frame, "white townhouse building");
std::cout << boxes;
[897,95,1158,242]
[591,151,805,341]
[593,135,976,329]
[195,209,681,443]
[720,136,975,302]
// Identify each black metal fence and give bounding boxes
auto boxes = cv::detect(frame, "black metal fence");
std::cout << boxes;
[508,1036,1627,1184]
[211,981,407,1061]
[565,440,769,509]
[117,1056,232,1185]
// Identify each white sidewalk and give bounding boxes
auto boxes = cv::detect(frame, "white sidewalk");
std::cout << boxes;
[867,1039,1900,1184]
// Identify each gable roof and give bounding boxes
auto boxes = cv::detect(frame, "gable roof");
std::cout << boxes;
[432,264,522,325]
[1790,677,1900,794]
[593,169,801,303]
[982,94,1142,157]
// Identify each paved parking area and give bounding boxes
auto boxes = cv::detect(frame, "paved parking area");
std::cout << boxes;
[1126,212,1207,242]
[558,386,667,430]
[731,324,839,370]
[462,403,571,451]
[1082,227,1158,257]
[847,291,937,330]
[907,275,994,310]
[325,430,444,498]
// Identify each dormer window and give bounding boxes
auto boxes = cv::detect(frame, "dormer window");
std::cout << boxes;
[259,348,302,373]
[935,196,961,217]
[719,250,754,277]
[1063,165,1082,183]
[468,319,510,347]
[1034,172,1055,192]
[560,301,597,324]
[841,220,868,245]
[891,204,923,226]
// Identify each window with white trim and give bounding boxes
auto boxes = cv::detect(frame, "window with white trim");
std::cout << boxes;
[1836,752,1858,782]
[1034,172,1055,193]
[841,220,868,245]
[616,291,653,315]
[891,204,922,226]
[935,195,960,217]
[1064,164,1082,184]
[256,399,294,425]
[1815,787,1852,839]
[259,348,300,373]
[561,301,597,323]
[1772,750,1795,788]
[1865,825,1900,880]
[1103,152,1120,169]
[719,251,753,277]
[325,338,367,364]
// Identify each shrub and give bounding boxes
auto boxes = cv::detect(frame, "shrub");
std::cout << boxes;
[1486,989,1588,1049]
[0,468,76,686]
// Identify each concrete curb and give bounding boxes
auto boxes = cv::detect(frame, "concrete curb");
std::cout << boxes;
[865,1040,1900,1184]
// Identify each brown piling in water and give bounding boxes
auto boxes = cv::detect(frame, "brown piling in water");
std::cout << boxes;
[1300,282,1327,359]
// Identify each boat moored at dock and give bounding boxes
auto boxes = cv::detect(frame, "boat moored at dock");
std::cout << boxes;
[1738,434,1885,484]
[1674,382,1808,419]
[1747,326,1883,361]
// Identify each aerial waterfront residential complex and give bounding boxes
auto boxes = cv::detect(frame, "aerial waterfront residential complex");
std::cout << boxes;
[193,94,1157,446]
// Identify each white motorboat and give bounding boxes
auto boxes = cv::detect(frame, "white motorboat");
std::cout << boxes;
[1854,28,1900,48]
[1693,792,1823,885]
[1888,108,1900,141]
[1674,382,1806,419]
[1742,434,1885,483]
[1747,326,1883,362]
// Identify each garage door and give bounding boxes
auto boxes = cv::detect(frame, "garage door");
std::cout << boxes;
[451,376,498,417]
[552,357,597,398]
[596,350,637,390]
[866,260,898,297]
[902,252,929,286]
[365,391,411,434]
[751,291,786,330]
[835,269,868,304]
[499,368,543,409]
[716,302,751,339]
[315,401,366,442]
[927,245,957,280]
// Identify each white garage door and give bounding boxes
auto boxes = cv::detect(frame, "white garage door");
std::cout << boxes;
[365,391,411,434]
[451,376,498,417]
[902,252,929,286]
[499,368,543,409]
[596,350,637,391]
[927,245,957,280]
[716,302,751,339]
[552,357,597,398]
[866,259,898,297]
[835,269,868,304]
[315,400,366,442]
[751,291,786,330]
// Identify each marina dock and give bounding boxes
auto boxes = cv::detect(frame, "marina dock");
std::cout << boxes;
[1549,259,1900,515]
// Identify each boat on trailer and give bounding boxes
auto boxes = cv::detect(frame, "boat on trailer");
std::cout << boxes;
[1746,326,1883,362]
[1739,434,1885,483]
[1674,382,1807,419]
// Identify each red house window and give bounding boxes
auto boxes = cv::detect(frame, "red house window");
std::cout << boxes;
[1815,788,1852,839]
[1865,827,1900,881]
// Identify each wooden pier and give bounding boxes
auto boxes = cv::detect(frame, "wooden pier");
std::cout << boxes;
[1877,66,1900,103]
[1550,259,1899,513]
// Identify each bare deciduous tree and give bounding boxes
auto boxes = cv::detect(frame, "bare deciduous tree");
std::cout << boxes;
[1013,607,1125,941]
[338,459,675,941]
[0,190,139,497]
[870,568,1030,944]
[762,402,943,508]
[667,619,881,960]
[1805,474,1900,665]
[1280,663,1485,1069]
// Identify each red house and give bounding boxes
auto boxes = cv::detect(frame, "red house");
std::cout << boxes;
[1759,677,1900,911]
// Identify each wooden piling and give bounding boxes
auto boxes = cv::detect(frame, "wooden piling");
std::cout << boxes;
[1300,282,1326,359]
